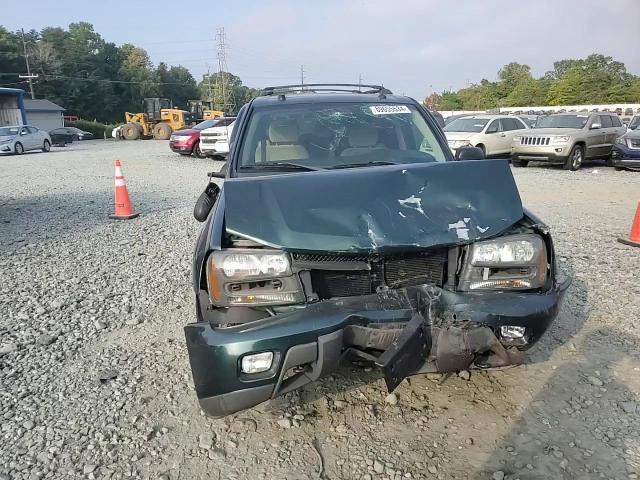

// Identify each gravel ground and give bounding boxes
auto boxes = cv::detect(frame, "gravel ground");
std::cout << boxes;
[1,140,639,480]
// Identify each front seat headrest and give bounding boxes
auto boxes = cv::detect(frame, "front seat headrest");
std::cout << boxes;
[268,121,299,144]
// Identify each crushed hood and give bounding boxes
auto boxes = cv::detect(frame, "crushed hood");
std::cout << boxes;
[222,160,524,253]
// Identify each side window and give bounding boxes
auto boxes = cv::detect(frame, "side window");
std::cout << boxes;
[599,115,612,128]
[486,119,501,133]
[611,116,622,127]
[27,126,37,133]
[500,118,522,131]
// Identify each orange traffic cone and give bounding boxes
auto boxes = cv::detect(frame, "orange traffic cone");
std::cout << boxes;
[618,202,640,248]
[109,159,139,220]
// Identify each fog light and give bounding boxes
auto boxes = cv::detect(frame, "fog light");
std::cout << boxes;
[500,325,526,339]
[499,325,528,346]
[241,352,274,374]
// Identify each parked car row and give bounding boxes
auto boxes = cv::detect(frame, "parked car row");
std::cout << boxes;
[443,112,638,171]
[169,117,236,159]
[0,124,96,155]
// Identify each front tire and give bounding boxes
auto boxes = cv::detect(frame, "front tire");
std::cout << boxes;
[476,144,486,157]
[153,122,172,140]
[42,140,51,152]
[563,144,584,171]
[14,142,24,155]
[512,159,529,167]
[122,123,141,140]
[193,141,207,158]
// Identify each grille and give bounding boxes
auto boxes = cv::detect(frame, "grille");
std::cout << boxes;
[310,270,372,298]
[300,250,447,299]
[520,136,550,146]
[384,252,447,288]
[292,252,369,263]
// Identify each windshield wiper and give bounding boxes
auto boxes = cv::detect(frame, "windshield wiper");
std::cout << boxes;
[328,160,398,170]
[239,162,324,172]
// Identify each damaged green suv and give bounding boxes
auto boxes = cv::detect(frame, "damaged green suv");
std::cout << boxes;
[186,84,570,417]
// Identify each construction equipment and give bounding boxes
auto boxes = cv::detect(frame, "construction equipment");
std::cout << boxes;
[121,98,196,140]
[188,100,225,122]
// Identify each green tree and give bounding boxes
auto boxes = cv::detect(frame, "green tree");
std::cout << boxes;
[547,67,585,105]
[156,63,199,109]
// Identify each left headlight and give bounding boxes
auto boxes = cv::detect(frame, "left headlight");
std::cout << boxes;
[615,137,628,146]
[459,234,548,291]
[206,249,304,306]
[551,136,570,145]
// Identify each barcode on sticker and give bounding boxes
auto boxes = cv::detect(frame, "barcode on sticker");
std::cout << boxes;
[370,105,411,115]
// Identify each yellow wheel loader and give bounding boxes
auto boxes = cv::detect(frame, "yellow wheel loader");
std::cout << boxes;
[121,98,196,140]
[187,100,225,122]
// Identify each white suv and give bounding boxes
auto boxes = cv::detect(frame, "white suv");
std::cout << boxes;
[444,115,528,157]
[199,117,236,158]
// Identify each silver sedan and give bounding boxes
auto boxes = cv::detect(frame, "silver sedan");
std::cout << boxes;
[0,125,52,155]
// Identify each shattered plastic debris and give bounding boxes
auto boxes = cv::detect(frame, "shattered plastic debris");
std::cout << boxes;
[398,211,406,218]
[398,195,425,215]
[477,225,489,233]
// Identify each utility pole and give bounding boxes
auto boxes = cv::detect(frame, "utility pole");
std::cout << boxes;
[300,65,305,89]
[358,74,363,91]
[20,28,36,99]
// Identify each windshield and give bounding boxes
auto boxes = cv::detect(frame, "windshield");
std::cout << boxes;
[629,116,640,131]
[443,118,489,133]
[193,118,221,130]
[0,127,19,136]
[535,114,588,129]
[238,102,447,170]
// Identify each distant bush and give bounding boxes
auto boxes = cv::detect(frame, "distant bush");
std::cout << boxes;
[66,120,117,139]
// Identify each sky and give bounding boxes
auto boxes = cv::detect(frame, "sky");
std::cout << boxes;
[3,0,640,100]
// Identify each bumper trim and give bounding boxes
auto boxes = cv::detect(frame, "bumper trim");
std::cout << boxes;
[198,384,274,418]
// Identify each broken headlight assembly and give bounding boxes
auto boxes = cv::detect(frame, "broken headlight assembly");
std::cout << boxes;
[206,249,305,306]
[458,234,547,291]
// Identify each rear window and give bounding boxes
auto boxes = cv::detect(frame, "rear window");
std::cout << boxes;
[238,103,447,169]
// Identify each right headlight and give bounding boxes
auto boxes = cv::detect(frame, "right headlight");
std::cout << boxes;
[459,234,548,291]
[206,249,304,306]
[615,137,627,146]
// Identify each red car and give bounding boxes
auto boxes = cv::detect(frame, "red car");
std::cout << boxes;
[169,118,222,158]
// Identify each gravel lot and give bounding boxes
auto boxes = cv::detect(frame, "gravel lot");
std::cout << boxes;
[1,140,639,480]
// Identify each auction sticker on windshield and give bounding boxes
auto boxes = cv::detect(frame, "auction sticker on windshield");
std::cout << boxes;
[370,105,411,115]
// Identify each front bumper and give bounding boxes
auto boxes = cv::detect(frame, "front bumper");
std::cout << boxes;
[200,140,230,155]
[185,280,570,417]
[611,144,640,169]
[169,141,194,153]
[511,144,570,163]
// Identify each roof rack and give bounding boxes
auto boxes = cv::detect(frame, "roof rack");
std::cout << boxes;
[261,83,393,96]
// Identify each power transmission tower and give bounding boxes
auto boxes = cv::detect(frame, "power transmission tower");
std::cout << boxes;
[214,28,235,113]
[20,28,37,99]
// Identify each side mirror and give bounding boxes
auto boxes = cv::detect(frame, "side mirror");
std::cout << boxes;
[455,146,485,161]
[590,123,601,130]
[194,182,220,222]
[21,131,28,135]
